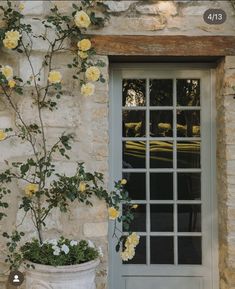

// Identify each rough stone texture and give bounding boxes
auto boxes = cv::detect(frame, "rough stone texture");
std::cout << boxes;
[0,1,235,289]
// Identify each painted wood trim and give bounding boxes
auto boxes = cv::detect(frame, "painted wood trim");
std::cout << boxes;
[92,35,235,56]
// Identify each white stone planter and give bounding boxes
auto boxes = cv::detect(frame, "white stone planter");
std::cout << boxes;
[25,259,100,289]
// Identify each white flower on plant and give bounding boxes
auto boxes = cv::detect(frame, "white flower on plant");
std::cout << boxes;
[70,240,78,246]
[61,244,70,255]
[87,240,95,248]
[46,239,58,246]
[98,246,103,258]
[52,245,61,256]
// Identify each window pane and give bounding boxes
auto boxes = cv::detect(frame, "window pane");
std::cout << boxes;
[123,110,146,137]
[178,237,202,264]
[123,79,146,107]
[150,237,174,264]
[150,79,173,106]
[178,173,201,200]
[150,173,173,200]
[123,204,146,232]
[177,79,200,106]
[177,110,200,137]
[150,110,173,137]
[123,236,146,264]
[122,172,146,200]
[177,141,200,168]
[178,204,201,232]
[150,204,174,232]
[150,141,173,168]
[123,141,146,168]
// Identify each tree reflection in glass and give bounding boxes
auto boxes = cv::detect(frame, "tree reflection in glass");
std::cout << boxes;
[177,79,200,106]
[122,79,146,107]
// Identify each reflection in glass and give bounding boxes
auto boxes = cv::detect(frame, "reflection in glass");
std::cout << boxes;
[178,173,201,200]
[150,237,174,264]
[150,79,173,106]
[150,173,173,200]
[123,236,146,264]
[123,79,146,107]
[150,110,173,137]
[150,141,173,168]
[177,110,200,137]
[178,237,202,264]
[123,141,146,168]
[123,204,146,232]
[177,79,200,106]
[122,172,146,200]
[178,205,201,232]
[123,110,146,137]
[177,141,200,168]
[151,205,173,232]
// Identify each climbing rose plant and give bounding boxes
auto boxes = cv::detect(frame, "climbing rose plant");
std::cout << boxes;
[0,0,139,270]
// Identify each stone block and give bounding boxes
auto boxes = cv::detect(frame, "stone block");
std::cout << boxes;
[106,1,134,13]
[21,1,44,16]
[136,2,177,16]
[84,222,108,237]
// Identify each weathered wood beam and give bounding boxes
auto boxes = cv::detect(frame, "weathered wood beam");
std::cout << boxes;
[92,35,235,56]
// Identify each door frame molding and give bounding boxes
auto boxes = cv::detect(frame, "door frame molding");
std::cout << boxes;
[108,63,218,289]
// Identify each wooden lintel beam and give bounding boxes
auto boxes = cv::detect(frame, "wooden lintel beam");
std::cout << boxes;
[91,35,235,56]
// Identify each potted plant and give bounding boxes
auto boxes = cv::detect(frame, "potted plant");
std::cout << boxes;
[0,1,139,288]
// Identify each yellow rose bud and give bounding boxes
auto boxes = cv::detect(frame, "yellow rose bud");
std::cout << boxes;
[0,130,7,141]
[48,70,62,84]
[121,179,127,185]
[131,204,138,209]
[78,51,88,59]
[77,39,91,52]
[85,66,100,82]
[81,82,95,97]
[1,65,13,80]
[25,183,39,197]
[18,3,25,11]
[8,79,16,88]
[74,11,91,28]
[79,181,86,192]
[108,207,119,220]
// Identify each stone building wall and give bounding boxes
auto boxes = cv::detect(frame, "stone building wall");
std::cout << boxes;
[0,1,235,289]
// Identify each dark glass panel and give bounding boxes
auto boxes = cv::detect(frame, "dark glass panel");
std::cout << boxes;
[150,79,173,106]
[177,79,200,106]
[122,172,146,200]
[150,110,173,137]
[150,141,173,168]
[177,141,200,168]
[123,141,146,168]
[150,205,173,232]
[150,237,174,264]
[123,236,146,264]
[177,110,200,137]
[150,173,173,200]
[178,205,201,232]
[178,237,202,264]
[123,79,146,107]
[177,173,201,200]
[123,204,146,232]
[123,110,146,137]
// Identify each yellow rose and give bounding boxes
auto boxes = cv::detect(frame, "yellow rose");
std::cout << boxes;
[108,207,119,220]
[81,82,95,97]
[18,3,25,11]
[120,250,129,261]
[0,130,7,141]
[125,232,140,248]
[79,181,86,192]
[48,70,62,84]
[78,51,88,59]
[1,65,13,80]
[121,246,135,261]
[120,179,127,185]
[3,30,21,49]
[85,66,100,82]
[131,204,138,209]
[8,79,16,88]
[25,183,39,197]
[74,11,91,28]
[77,39,91,52]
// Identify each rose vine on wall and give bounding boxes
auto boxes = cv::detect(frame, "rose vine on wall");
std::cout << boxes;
[0,0,139,270]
